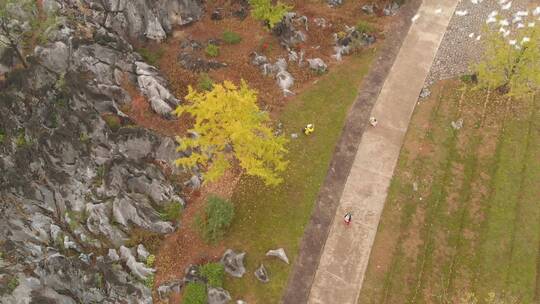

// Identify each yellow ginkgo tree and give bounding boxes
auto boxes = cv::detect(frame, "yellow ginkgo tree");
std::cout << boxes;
[174,80,288,186]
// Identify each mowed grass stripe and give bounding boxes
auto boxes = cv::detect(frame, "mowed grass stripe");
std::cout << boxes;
[441,89,502,302]
[422,87,479,303]
[407,86,462,303]
[385,85,457,304]
[506,97,540,302]
[475,98,533,299]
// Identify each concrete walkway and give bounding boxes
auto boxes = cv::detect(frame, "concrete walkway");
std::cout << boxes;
[306,1,459,303]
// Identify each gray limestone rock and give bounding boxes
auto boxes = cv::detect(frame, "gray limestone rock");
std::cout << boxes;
[208,287,232,304]
[307,58,328,73]
[266,248,289,264]
[254,264,269,283]
[220,249,246,278]
[157,280,183,300]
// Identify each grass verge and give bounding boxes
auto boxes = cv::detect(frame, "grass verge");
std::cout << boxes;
[359,80,540,303]
[222,50,376,302]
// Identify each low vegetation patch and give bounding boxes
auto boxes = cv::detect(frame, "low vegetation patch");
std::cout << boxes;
[196,196,235,244]
[200,262,225,287]
[137,47,165,66]
[222,31,242,45]
[197,73,214,91]
[182,282,207,304]
[355,20,376,34]
[159,201,183,222]
[205,44,220,58]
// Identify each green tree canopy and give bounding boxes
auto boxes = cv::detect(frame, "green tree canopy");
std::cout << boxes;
[174,80,288,186]
[474,22,540,98]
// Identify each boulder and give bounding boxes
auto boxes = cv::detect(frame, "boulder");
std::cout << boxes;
[266,248,289,264]
[361,3,377,15]
[254,264,269,283]
[184,264,205,283]
[137,244,150,262]
[327,0,343,7]
[119,246,155,280]
[451,118,464,130]
[273,12,307,49]
[211,9,224,21]
[208,287,232,304]
[383,2,401,16]
[108,249,121,262]
[220,249,246,278]
[157,280,182,300]
[307,58,328,73]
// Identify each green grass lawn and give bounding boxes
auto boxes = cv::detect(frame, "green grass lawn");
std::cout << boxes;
[358,80,540,304]
[221,50,376,302]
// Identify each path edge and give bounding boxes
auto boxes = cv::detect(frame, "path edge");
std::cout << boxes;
[281,1,422,303]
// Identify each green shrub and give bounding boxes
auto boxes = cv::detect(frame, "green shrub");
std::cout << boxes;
[103,114,121,131]
[7,276,19,293]
[146,254,156,267]
[160,201,183,221]
[222,31,242,44]
[355,20,376,34]
[137,47,165,66]
[249,0,292,29]
[196,196,235,244]
[200,262,225,287]
[182,282,207,304]
[15,131,27,147]
[0,129,5,144]
[144,274,155,289]
[460,74,477,84]
[205,44,220,57]
[197,73,214,91]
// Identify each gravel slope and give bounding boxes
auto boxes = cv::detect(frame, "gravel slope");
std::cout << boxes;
[425,0,533,85]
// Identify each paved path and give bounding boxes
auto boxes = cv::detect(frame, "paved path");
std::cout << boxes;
[305,1,459,303]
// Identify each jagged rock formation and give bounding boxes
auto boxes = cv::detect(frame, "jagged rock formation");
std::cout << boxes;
[0,0,201,302]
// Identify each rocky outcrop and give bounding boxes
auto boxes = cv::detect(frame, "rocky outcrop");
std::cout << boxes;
[0,0,195,302]
[85,0,203,42]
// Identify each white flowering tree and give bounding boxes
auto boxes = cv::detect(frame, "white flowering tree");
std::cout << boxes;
[475,16,540,98]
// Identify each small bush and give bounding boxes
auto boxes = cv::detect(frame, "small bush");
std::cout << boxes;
[196,196,235,244]
[15,131,27,147]
[160,201,183,221]
[0,129,5,144]
[103,114,121,131]
[199,262,225,287]
[144,274,155,289]
[356,20,376,34]
[197,73,214,91]
[460,74,478,84]
[205,44,220,57]
[182,282,207,304]
[7,276,19,293]
[137,47,165,66]
[146,254,156,268]
[222,31,242,44]
[249,0,292,29]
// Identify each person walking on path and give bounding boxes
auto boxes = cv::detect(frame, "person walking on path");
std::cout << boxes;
[344,212,352,225]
